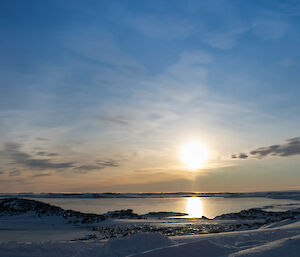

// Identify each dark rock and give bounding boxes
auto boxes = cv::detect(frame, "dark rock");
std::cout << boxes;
[0,198,105,224]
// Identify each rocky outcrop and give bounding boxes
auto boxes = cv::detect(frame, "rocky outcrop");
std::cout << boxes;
[214,207,300,223]
[0,198,144,224]
[102,209,143,219]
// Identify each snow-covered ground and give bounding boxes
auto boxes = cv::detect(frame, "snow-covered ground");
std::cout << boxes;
[0,197,300,257]
[132,219,300,257]
[0,219,299,257]
[0,214,91,242]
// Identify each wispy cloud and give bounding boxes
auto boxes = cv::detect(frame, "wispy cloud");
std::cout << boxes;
[145,50,210,102]
[1,143,74,170]
[74,165,102,173]
[201,27,248,50]
[64,28,146,76]
[1,142,123,174]
[73,159,120,173]
[94,114,131,126]
[252,18,287,40]
[31,173,52,178]
[273,58,296,67]
[9,169,22,176]
[36,137,50,141]
[271,0,300,16]
[35,152,59,157]
[96,159,119,168]
[127,15,193,39]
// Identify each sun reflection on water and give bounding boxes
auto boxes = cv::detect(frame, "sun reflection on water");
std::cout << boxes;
[186,197,203,218]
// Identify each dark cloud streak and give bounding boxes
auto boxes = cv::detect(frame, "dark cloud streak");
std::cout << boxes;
[36,152,59,157]
[75,159,120,173]
[232,153,248,159]
[96,159,119,167]
[95,114,131,126]
[31,173,52,177]
[2,143,74,170]
[74,165,103,172]
[36,137,50,141]
[232,137,300,159]
[9,169,21,176]
[1,143,121,175]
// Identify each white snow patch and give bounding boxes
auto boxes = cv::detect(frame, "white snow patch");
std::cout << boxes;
[130,239,231,257]
[0,233,173,257]
[230,234,300,257]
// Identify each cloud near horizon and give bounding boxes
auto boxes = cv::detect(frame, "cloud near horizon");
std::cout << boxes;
[0,142,121,176]
[232,137,300,159]
[232,153,248,159]
[1,143,75,170]
[74,160,119,173]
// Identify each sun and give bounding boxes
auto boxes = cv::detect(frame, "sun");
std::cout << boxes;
[180,141,208,170]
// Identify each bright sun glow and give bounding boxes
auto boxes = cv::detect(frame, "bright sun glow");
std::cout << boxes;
[180,141,208,170]
[186,197,203,218]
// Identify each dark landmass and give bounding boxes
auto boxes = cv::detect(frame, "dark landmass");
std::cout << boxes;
[0,198,141,224]
[215,207,300,222]
[1,190,300,200]
[1,197,300,240]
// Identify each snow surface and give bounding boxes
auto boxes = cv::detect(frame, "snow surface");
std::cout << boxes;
[131,220,300,257]
[0,233,173,257]
[0,217,299,256]
[230,234,300,257]
[0,214,90,242]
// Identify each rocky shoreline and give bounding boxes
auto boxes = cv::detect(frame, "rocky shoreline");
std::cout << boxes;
[1,197,300,239]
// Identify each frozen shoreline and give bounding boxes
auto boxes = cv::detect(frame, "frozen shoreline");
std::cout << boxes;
[1,197,300,256]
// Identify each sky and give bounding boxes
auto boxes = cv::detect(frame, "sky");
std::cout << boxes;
[0,0,300,193]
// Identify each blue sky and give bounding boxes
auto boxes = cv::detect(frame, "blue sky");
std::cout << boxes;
[0,0,300,192]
